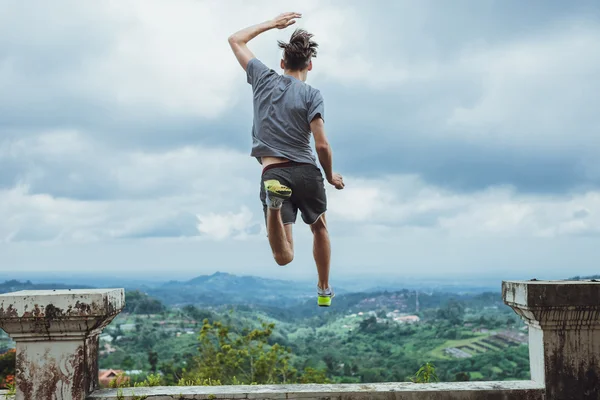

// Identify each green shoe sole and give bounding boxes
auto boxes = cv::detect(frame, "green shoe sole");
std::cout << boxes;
[268,190,291,199]
[264,180,292,199]
[318,296,332,307]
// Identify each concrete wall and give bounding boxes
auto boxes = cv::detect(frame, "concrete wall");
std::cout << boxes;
[0,280,599,400]
[88,381,545,400]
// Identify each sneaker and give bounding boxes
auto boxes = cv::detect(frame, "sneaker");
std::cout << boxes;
[264,179,292,209]
[317,286,335,307]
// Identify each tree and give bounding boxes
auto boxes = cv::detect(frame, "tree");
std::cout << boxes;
[181,319,327,385]
[121,355,135,370]
[124,290,166,315]
[110,325,123,344]
[0,349,16,389]
[455,372,470,381]
[411,362,438,383]
[183,305,213,323]
[323,353,337,374]
[343,363,352,376]
[359,316,378,332]
[437,299,465,325]
[297,367,328,384]
[148,351,159,374]
[139,327,159,350]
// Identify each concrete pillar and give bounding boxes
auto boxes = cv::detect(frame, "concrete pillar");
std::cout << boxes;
[503,280,600,400]
[0,289,124,400]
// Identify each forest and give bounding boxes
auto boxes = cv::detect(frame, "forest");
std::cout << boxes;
[0,277,531,389]
[94,288,529,387]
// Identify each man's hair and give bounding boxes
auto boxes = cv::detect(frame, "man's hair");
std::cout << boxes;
[277,29,318,71]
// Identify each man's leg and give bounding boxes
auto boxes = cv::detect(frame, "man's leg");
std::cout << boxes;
[296,164,332,306]
[262,174,295,266]
[310,213,330,290]
[267,208,294,266]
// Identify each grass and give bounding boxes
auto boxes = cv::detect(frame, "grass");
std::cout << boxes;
[471,342,492,353]
[469,372,484,380]
[287,314,362,341]
[428,333,491,359]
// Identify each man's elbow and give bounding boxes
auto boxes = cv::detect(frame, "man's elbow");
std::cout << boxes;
[228,35,238,46]
[316,142,330,153]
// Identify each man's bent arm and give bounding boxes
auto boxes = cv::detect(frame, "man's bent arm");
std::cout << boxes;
[228,21,273,70]
[311,117,334,182]
[228,12,301,70]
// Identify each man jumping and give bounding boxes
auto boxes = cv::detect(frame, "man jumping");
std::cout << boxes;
[228,12,344,307]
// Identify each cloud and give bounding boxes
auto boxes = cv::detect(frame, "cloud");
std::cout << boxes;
[0,131,265,243]
[1,0,237,119]
[3,159,599,245]
[1,0,600,278]
[0,0,360,123]
[319,21,600,193]
[327,175,600,238]
[2,0,598,195]
[0,184,257,243]
[0,130,258,200]
[196,206,258,240]
[447,25,600,147]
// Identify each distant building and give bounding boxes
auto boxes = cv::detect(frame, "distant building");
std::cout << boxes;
[394,315,420,324]
[99,334,113,343]
[120,323,137,332]
[99,343,117,356]
[99,369,128,388]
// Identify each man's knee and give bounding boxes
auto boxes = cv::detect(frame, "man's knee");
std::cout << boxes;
[274,250,294,266]
[310,215,328,234]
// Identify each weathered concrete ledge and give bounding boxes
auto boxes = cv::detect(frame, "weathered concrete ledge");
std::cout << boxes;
[88,381,545,400]
[503,279,600,313]
[0,289,124,340]
[0,289,124,400]
[503,280,600,400]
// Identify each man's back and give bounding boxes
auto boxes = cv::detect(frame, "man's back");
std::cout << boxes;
[246,58,324,165]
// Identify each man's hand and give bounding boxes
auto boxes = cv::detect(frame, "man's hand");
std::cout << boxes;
[228,12,302,70]
[271,12,302,29]
[328,173,345,190]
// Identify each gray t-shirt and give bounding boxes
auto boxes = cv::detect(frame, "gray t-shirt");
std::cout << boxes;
[246,58,324,166]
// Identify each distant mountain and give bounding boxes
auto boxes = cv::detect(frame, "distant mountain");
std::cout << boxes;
[0,274,341,308]
[570,275,600,281]
[5,270,576,310]
[146,272,330,307]
[0,279,94,294]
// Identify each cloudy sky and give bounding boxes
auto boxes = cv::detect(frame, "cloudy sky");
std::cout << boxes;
[1,0,599,283]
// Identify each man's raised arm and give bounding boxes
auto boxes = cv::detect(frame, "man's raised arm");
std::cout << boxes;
[228,12,302,71]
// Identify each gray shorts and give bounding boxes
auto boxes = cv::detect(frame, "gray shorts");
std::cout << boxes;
[260,162,327,225]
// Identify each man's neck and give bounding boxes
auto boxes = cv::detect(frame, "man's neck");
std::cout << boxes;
[284,69,307,82]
